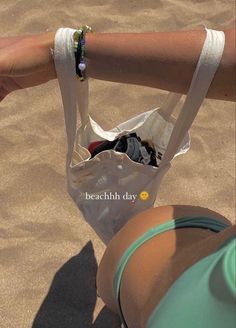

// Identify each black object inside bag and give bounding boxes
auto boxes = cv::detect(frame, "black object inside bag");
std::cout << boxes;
[90,133,158,167]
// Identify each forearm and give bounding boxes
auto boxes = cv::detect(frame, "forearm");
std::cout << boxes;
[0,29,235,101]
[86,29,235,101]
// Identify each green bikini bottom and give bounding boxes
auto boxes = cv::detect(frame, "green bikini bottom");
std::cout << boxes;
[113,216,236,328]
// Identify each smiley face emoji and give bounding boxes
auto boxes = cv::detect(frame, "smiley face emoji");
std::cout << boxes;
[139,190,150,201]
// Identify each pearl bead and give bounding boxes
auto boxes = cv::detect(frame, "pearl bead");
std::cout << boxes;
[79,62,86,71]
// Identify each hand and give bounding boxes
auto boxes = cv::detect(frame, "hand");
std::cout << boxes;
[0,71,56,101]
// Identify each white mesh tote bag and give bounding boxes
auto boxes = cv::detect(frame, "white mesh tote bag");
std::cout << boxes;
[54,28,225,244]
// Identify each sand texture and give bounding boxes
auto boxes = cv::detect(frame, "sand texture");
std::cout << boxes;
[0,0,235,327]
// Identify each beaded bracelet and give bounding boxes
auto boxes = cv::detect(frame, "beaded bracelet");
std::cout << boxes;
[73,25,93,81]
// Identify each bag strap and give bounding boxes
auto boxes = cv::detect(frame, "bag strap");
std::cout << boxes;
[54,28,89,158]
[160,92,182,119]
[160,28,225,167]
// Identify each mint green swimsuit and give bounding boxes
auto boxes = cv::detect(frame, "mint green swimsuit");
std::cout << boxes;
[113,216,236,328]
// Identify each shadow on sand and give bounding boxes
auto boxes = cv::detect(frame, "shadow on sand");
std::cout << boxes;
[32,241,120,328]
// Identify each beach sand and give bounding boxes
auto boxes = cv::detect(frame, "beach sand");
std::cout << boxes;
[0,0,235,327]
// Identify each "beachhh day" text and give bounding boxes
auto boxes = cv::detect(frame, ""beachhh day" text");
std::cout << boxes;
[85,191,137,201]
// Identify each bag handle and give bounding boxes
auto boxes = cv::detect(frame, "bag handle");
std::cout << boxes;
[160,28,225,167]
[160,92,182,119]
[54,28,89,158]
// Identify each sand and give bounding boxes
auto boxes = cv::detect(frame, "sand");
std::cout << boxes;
[0,0,235,327]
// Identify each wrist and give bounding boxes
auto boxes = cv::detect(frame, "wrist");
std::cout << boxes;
[23,31,56,76]
[39,31,56,52]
